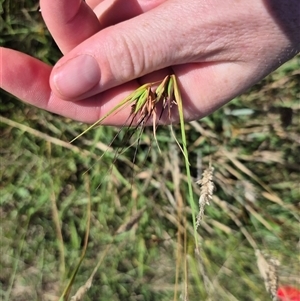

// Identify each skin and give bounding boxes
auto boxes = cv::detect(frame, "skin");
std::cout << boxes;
[1,0,299,125]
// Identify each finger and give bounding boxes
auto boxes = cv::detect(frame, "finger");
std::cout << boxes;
[40,0,101,54]
[93,0,166,27]
[85,0,104,10]
[0,47,139,124]
[0,48,53,108]
[87,0,165,13]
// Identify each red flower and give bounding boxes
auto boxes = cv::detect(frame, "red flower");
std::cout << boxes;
[277,286,300,301]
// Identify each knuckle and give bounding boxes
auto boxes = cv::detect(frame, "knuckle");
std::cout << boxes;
[104,30,146,82]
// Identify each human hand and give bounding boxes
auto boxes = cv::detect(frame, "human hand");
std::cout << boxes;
[1,0,299,125]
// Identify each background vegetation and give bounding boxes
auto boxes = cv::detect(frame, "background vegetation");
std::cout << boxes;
[1,1,299,300]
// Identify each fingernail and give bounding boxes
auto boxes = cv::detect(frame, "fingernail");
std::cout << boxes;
[52,55,100,98]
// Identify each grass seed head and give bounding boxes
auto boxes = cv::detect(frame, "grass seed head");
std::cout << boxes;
[196,166,215,228]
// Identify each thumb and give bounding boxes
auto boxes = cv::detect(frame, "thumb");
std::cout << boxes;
[50,0,202,100]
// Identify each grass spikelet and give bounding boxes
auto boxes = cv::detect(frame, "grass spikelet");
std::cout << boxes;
[196,166,215,228]
[255,249,280,301]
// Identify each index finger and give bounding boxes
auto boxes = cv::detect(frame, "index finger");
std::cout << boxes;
[40,0,101,54]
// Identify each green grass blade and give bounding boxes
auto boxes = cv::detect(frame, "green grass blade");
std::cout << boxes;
[70,84,149,143]
[172,75,198,246]
[59,178,91,301]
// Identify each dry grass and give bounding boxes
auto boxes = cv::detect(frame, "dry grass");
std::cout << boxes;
[196,166,215,228]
